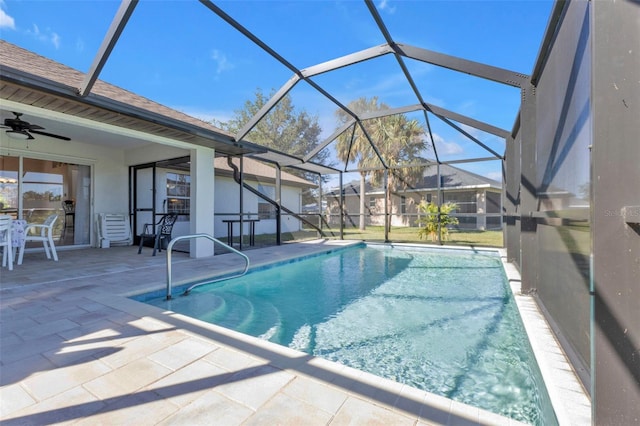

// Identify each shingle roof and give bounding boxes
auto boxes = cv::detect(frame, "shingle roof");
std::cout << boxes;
[335,163,501,195]
[418,164,500,189]
[214,157,314,187]
[0,40,232,136]
[0,40,271,156]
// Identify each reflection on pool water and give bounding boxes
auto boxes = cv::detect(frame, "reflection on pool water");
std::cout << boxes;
[137,244,557,425]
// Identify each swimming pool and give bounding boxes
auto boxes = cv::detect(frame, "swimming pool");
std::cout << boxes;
[137,244,557,425]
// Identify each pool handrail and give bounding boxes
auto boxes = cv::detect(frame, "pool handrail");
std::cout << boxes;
[165,233,250,300]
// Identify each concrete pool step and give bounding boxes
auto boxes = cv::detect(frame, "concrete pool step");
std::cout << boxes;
[204,292,255,330]
[165,292,226,320]
[240,298,282,339]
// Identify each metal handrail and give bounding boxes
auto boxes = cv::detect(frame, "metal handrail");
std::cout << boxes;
[166,233,250,300]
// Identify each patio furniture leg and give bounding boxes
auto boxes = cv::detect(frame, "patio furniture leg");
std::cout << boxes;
[152,234,160,256]
[2,245,13,271]
[43,240,51,259]
[48,234,58,261]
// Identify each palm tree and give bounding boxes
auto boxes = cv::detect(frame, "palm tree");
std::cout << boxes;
[368,115,428,232]
[335,97,428,231]
[335,97,385,230]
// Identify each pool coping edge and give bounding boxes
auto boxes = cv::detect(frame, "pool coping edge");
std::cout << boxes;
[498,249,592,426]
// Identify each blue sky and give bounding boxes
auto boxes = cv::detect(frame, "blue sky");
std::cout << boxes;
[1,0,553,181]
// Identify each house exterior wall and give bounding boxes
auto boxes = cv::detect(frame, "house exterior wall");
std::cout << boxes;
[214,176,303,238]
[340,188,501,230]
[125,145,189,166]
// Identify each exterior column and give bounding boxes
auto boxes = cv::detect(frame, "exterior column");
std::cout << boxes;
[519,83,538,293]
[189,147,215,258]
[504,132,521,265]
[476,189,487,230]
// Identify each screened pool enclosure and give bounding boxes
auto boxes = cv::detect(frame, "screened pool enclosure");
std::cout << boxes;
[1,0,638,423]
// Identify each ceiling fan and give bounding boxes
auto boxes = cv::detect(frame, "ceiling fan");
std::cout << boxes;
[2,112,71,141]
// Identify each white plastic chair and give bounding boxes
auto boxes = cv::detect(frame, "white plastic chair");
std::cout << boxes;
[96,213,133,246]
[17,214,59,265]
[0,215,13,271]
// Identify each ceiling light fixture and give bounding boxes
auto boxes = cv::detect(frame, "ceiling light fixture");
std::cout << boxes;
[6,130,31,140]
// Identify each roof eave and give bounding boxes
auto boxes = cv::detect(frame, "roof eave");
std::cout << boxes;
[0,65,266,156]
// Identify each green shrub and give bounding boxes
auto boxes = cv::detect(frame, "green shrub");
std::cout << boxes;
[415,201,459,242]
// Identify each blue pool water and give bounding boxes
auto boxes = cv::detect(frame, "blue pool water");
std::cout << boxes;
[137,244,557,425]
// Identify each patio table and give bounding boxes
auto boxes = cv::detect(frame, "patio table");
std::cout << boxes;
[222,219,260,247]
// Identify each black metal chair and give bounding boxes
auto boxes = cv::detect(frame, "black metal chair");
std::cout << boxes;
[137,213,178,256]
[61,200,75,238]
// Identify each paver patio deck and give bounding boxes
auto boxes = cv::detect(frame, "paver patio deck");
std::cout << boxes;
[0,240,582,425]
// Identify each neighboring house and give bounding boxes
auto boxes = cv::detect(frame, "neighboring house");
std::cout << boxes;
[327,164,502,230]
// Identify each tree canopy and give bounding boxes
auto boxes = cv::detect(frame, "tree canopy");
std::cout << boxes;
[213,88,330,167]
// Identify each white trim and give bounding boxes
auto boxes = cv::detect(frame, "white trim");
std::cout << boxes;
[0,147,97,166]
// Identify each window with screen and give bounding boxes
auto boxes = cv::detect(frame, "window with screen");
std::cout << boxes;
[258,202,276,219]
[166,172,190,220]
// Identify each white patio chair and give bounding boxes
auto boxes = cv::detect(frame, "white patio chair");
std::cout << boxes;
[17,214,59,265]
[97,213,133,246]
[0,215,13,271]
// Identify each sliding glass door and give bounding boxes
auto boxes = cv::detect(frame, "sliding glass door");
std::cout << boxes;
[0,155,91,246]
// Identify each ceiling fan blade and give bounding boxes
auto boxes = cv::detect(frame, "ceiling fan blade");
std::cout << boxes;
[27,124,45,130]
[29,130,71,141]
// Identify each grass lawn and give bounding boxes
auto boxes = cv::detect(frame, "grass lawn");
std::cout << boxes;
[277,226,503,248]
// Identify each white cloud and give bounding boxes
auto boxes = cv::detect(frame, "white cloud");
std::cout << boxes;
[26,23,61,49]
[459,123,483,139]
[0,6,15,29]
[76,38,85,53]
[439,141,464,155]
[430,133,464,155]
[211,49,234,75]
[51,32,60,49]
[486,171,502,181]
[377,0,396,14]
